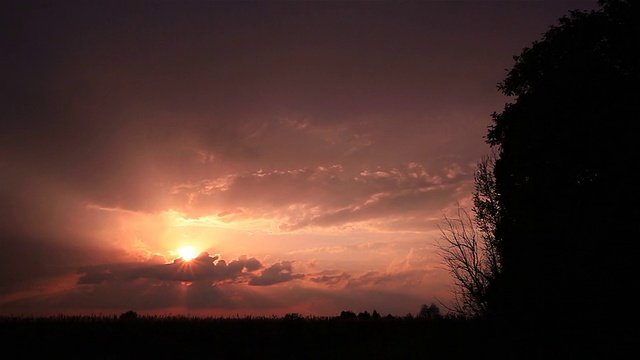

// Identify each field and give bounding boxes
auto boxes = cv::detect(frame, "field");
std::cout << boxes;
[1,313,625,359]
[2,313,498,359]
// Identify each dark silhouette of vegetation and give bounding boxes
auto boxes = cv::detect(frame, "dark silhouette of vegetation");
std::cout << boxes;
[118,310,139,321]
[339,310,357,320]
[357,310,371,320]
[489,0,637,335]
[417,303,442,321]
[436,169,499,319]
[438,0,637,356]
[371,309,381,319]
[435,154,501,318]
[437,206,491,317]
[0,309,493,359]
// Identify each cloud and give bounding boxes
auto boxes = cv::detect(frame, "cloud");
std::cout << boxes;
[249,261,304,286]
[77,253,274,285]
[0,239,451,316]
[0,234,126,296]
[172,162,474,231]
[309,270,351,286]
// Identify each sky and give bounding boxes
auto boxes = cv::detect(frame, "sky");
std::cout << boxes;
[1,0,599,318]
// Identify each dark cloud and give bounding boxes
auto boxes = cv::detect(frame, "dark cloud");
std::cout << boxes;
[0,279,281,315]
[249,261,304,286]
[309,271,351,286]
[78,253,268,285]
[345,270,430,290]
[0,235,125,296]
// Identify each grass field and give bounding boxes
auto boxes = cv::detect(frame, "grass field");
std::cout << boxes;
[2,313,495,359]
[1,313,627,359]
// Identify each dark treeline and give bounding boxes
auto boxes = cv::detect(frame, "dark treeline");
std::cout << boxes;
[2,311,495,359]
[0,309,626,359]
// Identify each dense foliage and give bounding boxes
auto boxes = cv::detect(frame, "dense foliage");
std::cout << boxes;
[437,1,637,354]
[486,0,638,341]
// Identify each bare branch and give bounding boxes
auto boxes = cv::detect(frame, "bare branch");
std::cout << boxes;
[435,153,501,318]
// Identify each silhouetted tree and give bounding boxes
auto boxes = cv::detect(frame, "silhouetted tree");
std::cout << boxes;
[471,153,501,281]
[283,313,304,322]
[118,310,138,321]
[437,153,502,317]
[486,0,638,346]
[339,310,357,320]
[357,311,371,320]
[371,310,381,319]
[417,303,442,320]
[437,204,495,317]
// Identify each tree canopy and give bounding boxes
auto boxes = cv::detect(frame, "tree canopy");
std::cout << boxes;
[486,0,638,340]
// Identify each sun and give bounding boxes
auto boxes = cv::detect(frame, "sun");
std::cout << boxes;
[177,246,197,261]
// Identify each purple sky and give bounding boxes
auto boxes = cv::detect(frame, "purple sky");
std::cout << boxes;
[1,0,598,317]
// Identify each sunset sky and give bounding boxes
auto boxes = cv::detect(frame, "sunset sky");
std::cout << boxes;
[1,0,598,317]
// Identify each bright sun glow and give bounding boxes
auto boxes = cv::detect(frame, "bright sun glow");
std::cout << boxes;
[177,246,197,261]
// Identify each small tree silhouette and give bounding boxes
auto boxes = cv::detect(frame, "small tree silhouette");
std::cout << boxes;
[339,310,357,320]
[283,313,304,322]
[417,303,442,320]
[371,310,381,319]
[118,310,138,321]
[357,311,371,320]
[436,205,495,317]
[435,155,501,318]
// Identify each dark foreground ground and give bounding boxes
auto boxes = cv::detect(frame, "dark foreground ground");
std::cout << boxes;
[0,314,629,359]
